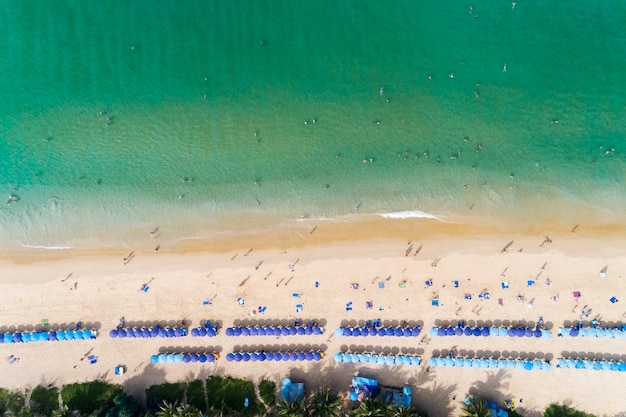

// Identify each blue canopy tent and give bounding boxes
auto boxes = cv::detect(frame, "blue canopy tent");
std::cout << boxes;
[282,379,305,404]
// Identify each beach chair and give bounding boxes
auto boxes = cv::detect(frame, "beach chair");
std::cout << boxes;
[203,300,211,306]
[114,365,125,376]
[527,280,535,287]
[237,297,245,306]
[315,281,319,288]
[501,282,509,289]
[292,293,301,298]
[296,304,303,313]
[610,297,619,304]
[88,355,98,364]
[431,299,439,307]
[366,301,373,310]
[464,293,472,300]
[453,280,459,288]
[425,280,433,287]
[573,291,581,299]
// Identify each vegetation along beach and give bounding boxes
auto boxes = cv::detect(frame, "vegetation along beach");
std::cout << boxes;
[1,1,625,416]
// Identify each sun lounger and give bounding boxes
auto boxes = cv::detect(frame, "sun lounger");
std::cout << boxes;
[292,293,301,297]
[453,280,459,288]
[501,282,509,289]
[295,304,303,312]
[573,291,581,298]
[610,296,619,304]
[425,280,433,287]
[527,280,535,287]
[378,281,384,289]
[431,299,439,307]
[203,300,211,305]
[315,281,319,288]
[464,293,472,300]
[238,297,245,306]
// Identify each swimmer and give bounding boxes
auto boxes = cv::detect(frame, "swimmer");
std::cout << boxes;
[372,120,380,125]
[428,75,432,81]
[449,72,456,79]
[312,118,316,124]
[379,87,384,96]
[512,2,516,9]
[551,119,559,124]
[503,63,507,72]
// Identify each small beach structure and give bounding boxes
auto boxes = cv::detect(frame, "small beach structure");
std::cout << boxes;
[281,378,305,404]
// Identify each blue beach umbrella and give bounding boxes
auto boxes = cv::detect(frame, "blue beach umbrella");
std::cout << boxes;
[110,329,118,338]
[242,353,251,362]
[197,328,207,337]
[464,327,473,336]
[437,328,446,336]
[618,363,626,372]
[226,327,234,336]
[490,328,499,337]
[266,352,274,361]
[376,328,384,336]
[190,353,199,363]
[524,361,533,371]
[570,328,579,337]
[247,327,257,336]
[65,330,74,340]
[352,328,361,337]
[481,327,489,337]
[281,352,290,361]
[258,352,267,361]
[290,352,298,361]
[274,352,283,361]
[305,326,313,335]
[507,328,515,337]
[235,327,243,336]
[393,328,402,337]
[258,327,267,336]
[412,327,421,336]
[446,327,455,336]
[167,354,175,363]
[241,327,250,336]
[489,359,498,368]
[455,327,463,336]
[156,328,165,337]
[579,328,588,337]
[368,327,376,336]
[22,333,31,343]
[498,327,508,337]
[524,329,533,337]
[272,328,280,336]
[251,352,259,361]
[55,332,65,341]
[30,332,40,342]
[234,353,242,362]
[455,358,464,367]
[429,327,438,337]
[191,328,199,337]
[334,353,343,363]
[306,352,314,361]
[289,326,298,335]
[127,329,136,338]
[446,357,455,367]
[207,353,216,362]
[498,359,507,369]
[314,352,322,361]
[515,328,524,337]
[48,332,57,341]
[298,327,306,335]
[0,334,3,344]
[480,359,489,368]
[183,354,191,363]
[472,328,481,337]
[534,329,542,338]
[298,352,306,361]
[139,328,148,338]
[150,355,159,364]
[40,332,49,341]
[464,358,472,367]
[593,361,602,371]
[174,354,183,363]
[226,353,234,362]
[174,328,184,337]
[281,327,289,336]
[147,327,156,337]
[199,354,208,363]
[575,360,584,369]
[383,328,393,336]
[207,328,216,337]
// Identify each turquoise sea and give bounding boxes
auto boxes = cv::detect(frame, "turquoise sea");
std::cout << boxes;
[1,0,625,250]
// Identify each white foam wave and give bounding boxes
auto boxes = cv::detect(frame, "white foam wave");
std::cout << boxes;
[377,210,440,220]
[21,244,72,250]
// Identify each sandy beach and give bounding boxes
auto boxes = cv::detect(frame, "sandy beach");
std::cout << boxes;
[1,217,626,417]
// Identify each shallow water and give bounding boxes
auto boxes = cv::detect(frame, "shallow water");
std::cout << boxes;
[1,1,625,249]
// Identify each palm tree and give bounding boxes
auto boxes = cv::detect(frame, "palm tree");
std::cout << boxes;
[350,399,394,417]
[461,399,490,417]
[175,403,201,417]
[275,399,307,417]
[307,388,342,417]
[156,401,179,417]
[393,407,421,417]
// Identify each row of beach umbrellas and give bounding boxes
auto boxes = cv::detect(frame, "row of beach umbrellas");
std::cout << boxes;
[150,352,218,364]
[334,326,421,338]
[225,325,324,337]
[429,326,551,338]
[558,327,626,338]
[190,327,219,337]
[110,327,187,338]
[428,356,551,371]
[333,352,422,366]
[1,329,96,343]
[226,351,324,362]
[555,358,626,371]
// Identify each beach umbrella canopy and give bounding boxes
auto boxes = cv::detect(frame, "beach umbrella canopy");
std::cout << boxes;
[473,328,481,337]
[498,359,507,369]
[455,358,464,367]
[314,351,322,361]
[40,332,49,341]
[368,327,376,336]
[242,353,251,362]
[570,328,579,337]
[446,327,455,336]
[226,353,234,362]
[464,358,472,367]
[464,327,473,336]
[437,328,446,337]
[498,327,508,337]
[48,332,57,341]
[174,328,184,337]
[266,352,274,361]
[480,359,489,368]
[109,329,118,338]
[240,327,249,336]
[116,329,125,338]
[298,352,306,361]
[489,359,498,368]
[524,329,533,337]
[22,333,32,343]
[455,327,464,336]
[289,326,298,335]
[207,353,216,362]
[280,352,289,361]
[275,352,283,361]
[258,352,267,361]
[575,360,584,369]
[251,352,259,361]
[234,352,243,362]
[165,329,174,338]
[534,329,542,338]
[393,328,402,337]
[507,328,516,337]
[306,352,314,361]
[225,327,234,336]
[55,332,64,341]
[281,327,289,336]
[383,328,393,336]
[183,354,191,363]
[270,328,279,336]
[490,328,499,337]
[126,329,136,338]
[289,352,297,361]
[189,353,198,362]
[71,330,81,340]
[412,327,421,336]
[593,361,602,371]
[579,328,588,337]
[341,328,350,336]
[446,357,455,367]
[0,334,3,344]
[65,330,74,340]
[375,328,384,336]
[481,327,489,337]
[156,328,165,337]
[352,328,361,337]
[429,327,438,337]
[235,327,243,336]
[174,354,183,363]
[524,361,533,371]
[334,353,343,363]
[298,327,306,335]
[618,363,626,372]
[198,354,207,363]
[533,360,543,370]
[150,355,159,364]
[206,328,216,337]
[167,354,175,363]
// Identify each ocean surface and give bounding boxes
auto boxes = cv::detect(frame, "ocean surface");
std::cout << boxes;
[1,0,625,250]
